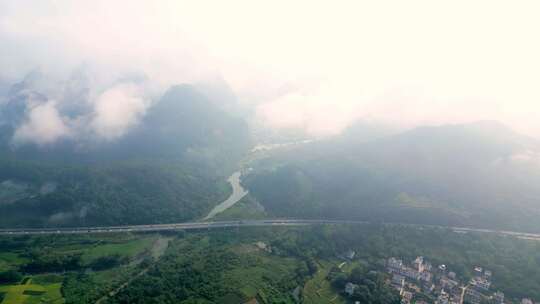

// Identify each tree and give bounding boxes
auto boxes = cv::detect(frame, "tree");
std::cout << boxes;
[0,270,22,284]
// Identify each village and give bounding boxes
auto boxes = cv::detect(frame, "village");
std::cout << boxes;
[385,256,534,304]
[341,253,536,304]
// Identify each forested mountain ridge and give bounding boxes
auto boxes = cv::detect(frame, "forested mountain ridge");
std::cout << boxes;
[0,80,251,228]
[3,70,540,233]
[244,121,540,232]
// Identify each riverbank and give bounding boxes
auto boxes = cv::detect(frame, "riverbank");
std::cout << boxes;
[203,171,248,220]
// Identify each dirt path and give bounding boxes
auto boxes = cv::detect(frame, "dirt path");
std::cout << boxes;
[95,236,172,304]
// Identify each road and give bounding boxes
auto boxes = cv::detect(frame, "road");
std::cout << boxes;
[1,219,540,240]
[0,219,339,236]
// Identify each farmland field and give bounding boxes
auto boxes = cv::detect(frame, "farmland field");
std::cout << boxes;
[0,233,163,304]
[0,277,63,304]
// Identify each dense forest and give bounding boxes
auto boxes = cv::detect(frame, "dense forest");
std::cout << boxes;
[244,122,540,233]
[0,159,231,227]
[0,84,251,227]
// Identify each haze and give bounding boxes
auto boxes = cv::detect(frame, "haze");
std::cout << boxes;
[2,3,540,302]
[1,0,540,139]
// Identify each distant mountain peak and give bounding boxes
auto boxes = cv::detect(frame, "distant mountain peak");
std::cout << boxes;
[467,120,510,129]
[406,120,524,141]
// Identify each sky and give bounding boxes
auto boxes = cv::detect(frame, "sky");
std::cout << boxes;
[1,0,540,141]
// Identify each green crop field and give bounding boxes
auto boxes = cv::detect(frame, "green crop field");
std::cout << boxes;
[0,278,64,304]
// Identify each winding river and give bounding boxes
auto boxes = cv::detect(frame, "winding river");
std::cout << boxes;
[203,140,314,220]
[203,171,248,220]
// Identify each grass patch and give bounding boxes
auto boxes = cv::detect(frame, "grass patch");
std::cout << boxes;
[0,283,46,304]
[302,260,345,304]
[24,283,64,304]
[80,236,156,264]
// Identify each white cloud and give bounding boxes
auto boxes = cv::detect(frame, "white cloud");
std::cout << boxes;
[255,83,366,136]
[13,100,71,145]
[510,151,540,166]
[2,0,540,137]
[90,84,149,141]
[10,82,150,145]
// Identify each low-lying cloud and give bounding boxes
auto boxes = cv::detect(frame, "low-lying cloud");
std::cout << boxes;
[9,79,151,146]
[2,0,540,140]
[13,100,72,145]
[90,84,149,141]
[511,151,540,167]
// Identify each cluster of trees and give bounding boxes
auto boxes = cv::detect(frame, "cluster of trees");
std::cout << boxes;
[88,254,126,271]
[332,267,400,304]
[100,233,308,304]
[62,269,142,304]
[106,244,241,303]
[0,270,22,284]
[0,160,231,228]
[20,253,82,274]
[0,236,30,251]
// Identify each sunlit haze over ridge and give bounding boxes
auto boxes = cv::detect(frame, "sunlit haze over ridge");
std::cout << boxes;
[1,0,540,138]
